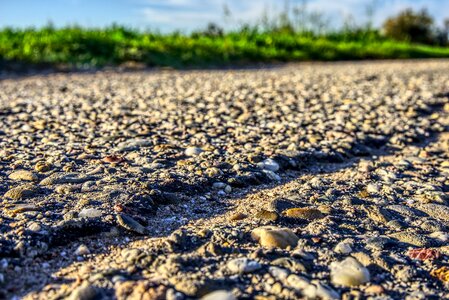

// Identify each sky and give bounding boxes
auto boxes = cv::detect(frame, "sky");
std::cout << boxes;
[0,0,448,32]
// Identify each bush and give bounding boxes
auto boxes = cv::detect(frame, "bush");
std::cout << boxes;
[383,9,435,44]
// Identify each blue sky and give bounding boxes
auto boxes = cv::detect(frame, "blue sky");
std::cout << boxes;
[1,0,448,32]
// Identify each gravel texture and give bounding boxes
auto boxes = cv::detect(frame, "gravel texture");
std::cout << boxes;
[0,60,448,299]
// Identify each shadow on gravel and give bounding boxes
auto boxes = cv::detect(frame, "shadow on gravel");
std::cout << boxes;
[0,61,288,81]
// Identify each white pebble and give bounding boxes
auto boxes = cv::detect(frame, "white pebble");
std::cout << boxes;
[74,244,90,256]
[227,258,261,274]
[78,208,102,218]
[201,290,236,300]
[334,241,353,254]
[330,257,370,287]
[184,146,203,156]
[258,158,280,172]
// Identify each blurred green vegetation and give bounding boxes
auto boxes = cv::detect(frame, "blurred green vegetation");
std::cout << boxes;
[1,25,449,69]
[1,4,449,70]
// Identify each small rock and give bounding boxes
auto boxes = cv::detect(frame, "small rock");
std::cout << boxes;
[251,226,299,249]
[212,182,226,189]
[8,170,38,181]
[227,258,261,274]
[35,161,52,172]
[258,158,280,172]
[303,282,340,300]
[103,155,125,164]
[315,282,340,300]
[365,284,385,295]
[205,167,222,177]
[117,214,148,234]
[75,244,90,256]
[185,146,203,157]
[351,252,372,267]
[201,290,236,300]
[330,257,370,287]
[68,284,99,300]
[366,183,381,194]
[255,209,279,221]
[79,208,102,218]
[271,257,306,272]
[224,185,232,193]
[40,173,94,185]
[27,222,42,232]
[286,274,311,290]
[334,241,353,254]
[263,170,281,181]
[269,266,290,280]
[283,207,324,220]
[4,184,37,200]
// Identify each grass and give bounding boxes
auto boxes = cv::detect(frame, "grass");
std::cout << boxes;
[1,26,449,70]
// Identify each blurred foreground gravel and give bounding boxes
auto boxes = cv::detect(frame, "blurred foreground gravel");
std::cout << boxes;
[0,60,449,299]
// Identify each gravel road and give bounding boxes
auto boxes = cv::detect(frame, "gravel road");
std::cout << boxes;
[0,60,449,299]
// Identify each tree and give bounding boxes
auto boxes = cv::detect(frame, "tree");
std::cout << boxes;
[382,8,435,44]
[435,18,449,45]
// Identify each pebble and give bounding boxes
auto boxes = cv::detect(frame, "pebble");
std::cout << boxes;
[282,207,324,220]
[4,184,37,200]
[258,159,280,172]
[366,183,381,194]
[103,155,124,164]
[365,284,385,295]
[68,284,99,300]
[185,146,203,157]
[227,258,261,274]
[263,170,281,181]
[78,208,103,218]
[75,244,90,256]
[269,266,289,280]
[303,282,340,300]
[201,290,236,300]
[34,161,52,172]
[40,173,94,185]
[27,222,42,232]
[116,214,148,234]
[286,274,311,290]
[271,257,306,272]
[251,226,299,249]
[330,257,370,287]
[255,209,279,221]
[334,241,353,254]
[8,170,38,181]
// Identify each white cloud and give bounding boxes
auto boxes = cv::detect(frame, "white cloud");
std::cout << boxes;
[137,0,449,31]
